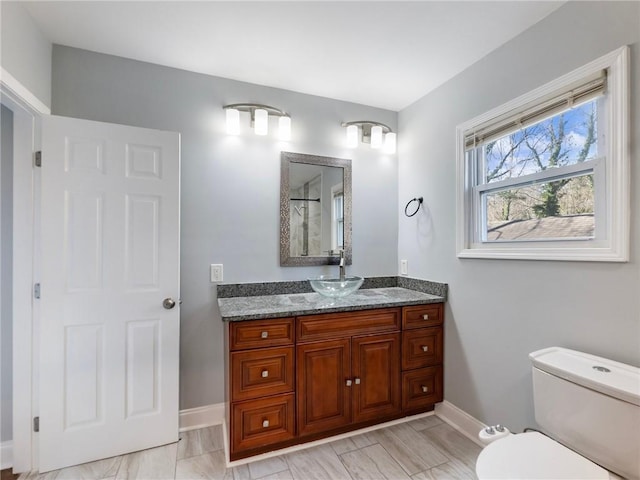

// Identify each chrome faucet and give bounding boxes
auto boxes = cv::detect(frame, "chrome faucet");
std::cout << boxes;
[339,249,346,281]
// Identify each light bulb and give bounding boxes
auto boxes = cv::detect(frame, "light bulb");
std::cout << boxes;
[225,108,240,135]
[371,125,383,149]
[279,116,291,141]
[346,125,358,148]
[254,108,268,135]
[384,132,397,154]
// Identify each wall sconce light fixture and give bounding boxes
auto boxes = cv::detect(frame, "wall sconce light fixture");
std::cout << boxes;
[342,121,396,154]
[223,103,291,140]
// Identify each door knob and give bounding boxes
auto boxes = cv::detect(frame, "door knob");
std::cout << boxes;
[163,298,176,309]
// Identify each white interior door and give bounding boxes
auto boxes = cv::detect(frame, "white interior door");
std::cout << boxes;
[39,115,180,472]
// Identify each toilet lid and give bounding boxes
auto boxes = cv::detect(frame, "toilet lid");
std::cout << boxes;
[476,432,611,479]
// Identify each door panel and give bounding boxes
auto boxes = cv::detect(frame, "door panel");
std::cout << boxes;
[352,333,401,423]
[125,194,161,290]
[297,339,351,436]
[64,324,104,428]
[39,115,180,472]
[126,319,160,418]
[65,190,104,290]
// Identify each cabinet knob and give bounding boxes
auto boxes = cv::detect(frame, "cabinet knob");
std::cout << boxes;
[354,378,361,385]
[261,370,269,378]
[421,385,429,393]
[262,419,269,428]
[421,345,429,352]
[422,314,429,320]
[261,331,268,339]
[345,379,352,387]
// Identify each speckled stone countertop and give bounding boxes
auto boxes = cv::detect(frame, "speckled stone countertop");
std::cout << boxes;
[218,277,447,322]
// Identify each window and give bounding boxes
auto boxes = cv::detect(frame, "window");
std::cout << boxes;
[456,47,629,261]
[331,185,344,251]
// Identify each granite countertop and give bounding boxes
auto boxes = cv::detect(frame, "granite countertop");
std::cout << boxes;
[218,277,447,321]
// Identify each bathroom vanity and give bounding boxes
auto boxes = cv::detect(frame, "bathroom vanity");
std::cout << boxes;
[218,278,446,460]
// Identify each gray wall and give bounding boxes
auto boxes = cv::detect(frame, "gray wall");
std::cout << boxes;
[51,46,399,409]
[397,1,640,432]
[0,1,52,108]
[1,104,14,442]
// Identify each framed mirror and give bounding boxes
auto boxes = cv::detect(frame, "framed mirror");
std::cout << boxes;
[280,151,352,266]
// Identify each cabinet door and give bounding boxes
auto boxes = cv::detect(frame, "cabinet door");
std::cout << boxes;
[352,333,401,424]
[297,339,351,437]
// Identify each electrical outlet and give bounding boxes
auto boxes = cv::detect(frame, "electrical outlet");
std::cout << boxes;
[400,259,408,276]
[210,264,223,282]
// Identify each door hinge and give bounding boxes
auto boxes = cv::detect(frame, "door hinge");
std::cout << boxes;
[34,283,41,299]
[33,416,40,432]
[35,151,42,167]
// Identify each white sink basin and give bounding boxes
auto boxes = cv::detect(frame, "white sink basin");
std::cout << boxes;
[309,276,364,298]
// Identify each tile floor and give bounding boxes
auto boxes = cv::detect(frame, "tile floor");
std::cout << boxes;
[17,415,481,480]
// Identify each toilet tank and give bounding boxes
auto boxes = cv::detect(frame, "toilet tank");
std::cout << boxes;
[530,347,640,480]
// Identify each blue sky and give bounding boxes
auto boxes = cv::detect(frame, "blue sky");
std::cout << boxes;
[484,99,598,183]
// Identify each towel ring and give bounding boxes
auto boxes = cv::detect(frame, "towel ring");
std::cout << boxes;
[404,197,423,217]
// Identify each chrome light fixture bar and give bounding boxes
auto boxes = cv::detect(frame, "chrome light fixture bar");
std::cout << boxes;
[223,103,291,140]
[341,121,396,153]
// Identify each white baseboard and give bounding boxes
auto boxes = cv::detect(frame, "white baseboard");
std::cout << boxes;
[435,400,487,447]
[179,403,225,432]
[1,440,13,469]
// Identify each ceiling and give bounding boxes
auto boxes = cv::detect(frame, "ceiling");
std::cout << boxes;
[24,1,564,111]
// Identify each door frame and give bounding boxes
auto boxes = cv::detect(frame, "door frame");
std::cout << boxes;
[1,68,49,473]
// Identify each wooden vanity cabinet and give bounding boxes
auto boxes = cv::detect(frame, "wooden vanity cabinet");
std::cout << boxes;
[296,326,402,437]
[295,307,403,436]
[401,304,444,412]
[226,303,443,460]
[227,318,296,457]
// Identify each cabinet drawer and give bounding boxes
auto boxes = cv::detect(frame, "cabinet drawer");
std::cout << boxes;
[402,367,443,412]
[402,327,443,370]
[230,318,294,351]
[231,347,294,401]
[231,394,295,453]
[297,308,401,343]
[402,304,443,330]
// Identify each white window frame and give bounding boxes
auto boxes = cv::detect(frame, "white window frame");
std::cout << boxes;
[456,46,629,262]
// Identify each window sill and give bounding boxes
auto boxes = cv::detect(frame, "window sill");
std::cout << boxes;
[457,244,628,262]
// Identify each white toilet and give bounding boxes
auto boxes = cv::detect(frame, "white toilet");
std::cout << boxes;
[476,347,640,479]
